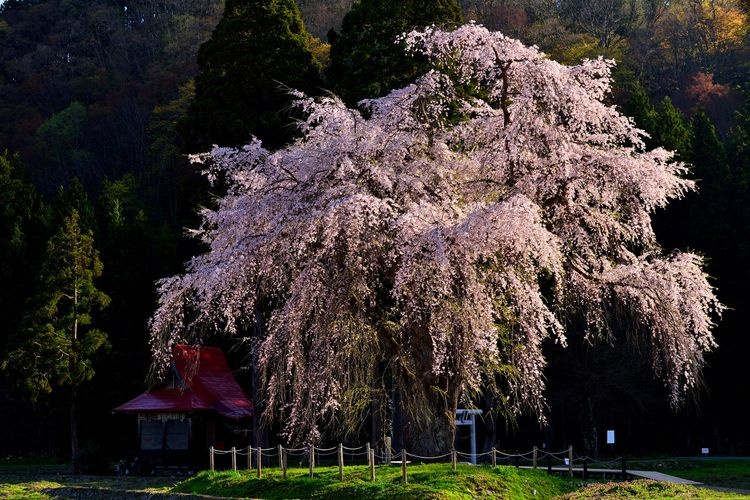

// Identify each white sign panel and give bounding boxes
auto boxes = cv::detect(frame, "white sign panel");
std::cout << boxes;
[606,430,615,444]
[701,448,709,455]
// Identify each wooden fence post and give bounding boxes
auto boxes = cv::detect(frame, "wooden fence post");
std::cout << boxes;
[278,445,283,470]
[282,447,288,480]
[583,457,588,480]
[247,446,252,470]
[309,445,315,478]
[231,446,237,471]
[209,446,215,471]
[385,437,392,465]
[568,446,573,477]
[547,453,552,474]
[451,448,457,470]
[532,446,538,469]
[491,447,497,468]
[338,444,344,480]
[256,447,262,478]
[401,449,407,483]
[621,456,627,480]
[369,449,375,481]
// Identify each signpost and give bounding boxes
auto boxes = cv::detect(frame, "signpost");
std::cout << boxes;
[607,429,615,456]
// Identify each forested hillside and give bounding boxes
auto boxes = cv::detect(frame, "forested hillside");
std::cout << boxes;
[1,0,750,465]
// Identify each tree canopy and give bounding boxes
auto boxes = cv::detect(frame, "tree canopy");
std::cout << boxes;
[327,0,464,104]
[151,25,722,450]
[180,0,322,151]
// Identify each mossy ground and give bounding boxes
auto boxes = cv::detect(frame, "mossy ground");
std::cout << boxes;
[561,479,747,499]
[173,463,581,499]
[2,460,749,498]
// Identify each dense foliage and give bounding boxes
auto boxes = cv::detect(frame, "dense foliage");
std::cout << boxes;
[327,0,464,103]
[152,26,721,451]
[180,0,323,151]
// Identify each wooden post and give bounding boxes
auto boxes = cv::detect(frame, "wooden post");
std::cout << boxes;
[309,445,315,478]
[365,442,371,465]
[491,447,497,468]
[568,446,573,477]
[385,437,392,465]
[338,444,344,480]
[231,446,237,471]
[256,447,262,478]
[278,445,283,469]
[546,453,552,474]
[401,449,407,483]
[583,457,588,480]
[532,446,538,469]
[621,456,627,480]
[209,446,215,471]
[282,447,288,480]
[247,446,252,470]
[369,449,375,481]
[451,448,457,470]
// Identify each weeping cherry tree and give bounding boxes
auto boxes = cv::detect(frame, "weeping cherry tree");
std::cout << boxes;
[150,24,722,452]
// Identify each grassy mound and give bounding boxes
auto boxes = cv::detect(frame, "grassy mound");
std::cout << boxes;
[173,463,579,499]
[560,479,746,499]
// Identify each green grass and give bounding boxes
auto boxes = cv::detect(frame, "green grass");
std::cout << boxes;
[0,480,58,499]
[3,460,749,499]
[0,465,177,499]
[173,463,580,499]
[560,479,747,499]
[634,458,750,490]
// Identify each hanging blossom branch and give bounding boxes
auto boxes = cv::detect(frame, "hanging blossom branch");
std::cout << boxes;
[150,24,722,444]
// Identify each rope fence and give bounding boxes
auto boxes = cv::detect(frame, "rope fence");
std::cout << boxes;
[207,443,630,482]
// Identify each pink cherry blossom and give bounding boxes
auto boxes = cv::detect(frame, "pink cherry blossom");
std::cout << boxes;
[150,24,721,444]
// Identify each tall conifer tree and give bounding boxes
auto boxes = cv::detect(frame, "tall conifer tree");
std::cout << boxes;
[654,97,692,158]
[4,210,109,471]
[180,0,322,151]
[328,0,463,105]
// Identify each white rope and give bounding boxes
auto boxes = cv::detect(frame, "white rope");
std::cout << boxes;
[342,450,369,457]
[405,452,452,460]
[342,445,366,451]
[496,450,523,458]
[543,450,571,458]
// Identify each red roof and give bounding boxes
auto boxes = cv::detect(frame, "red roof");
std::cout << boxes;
[114,345,253,419]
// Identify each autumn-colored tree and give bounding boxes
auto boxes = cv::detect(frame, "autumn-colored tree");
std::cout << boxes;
[151,25,722,453]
